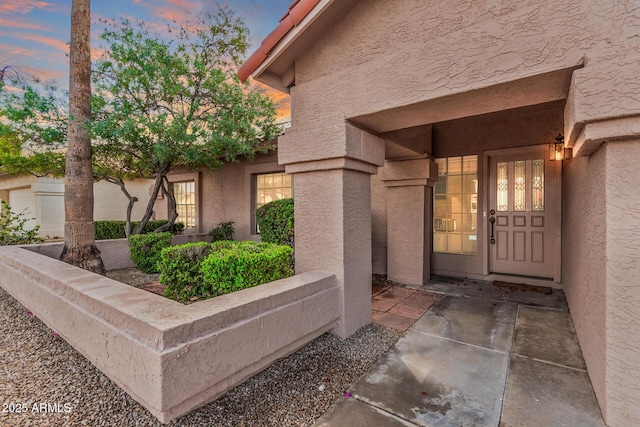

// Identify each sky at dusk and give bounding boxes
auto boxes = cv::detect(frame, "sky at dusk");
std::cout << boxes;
[0,0,292,119]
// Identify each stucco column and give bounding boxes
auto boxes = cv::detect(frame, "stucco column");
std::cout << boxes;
[602,138,640,426]
[280,124,385,338]
[381,158,437,285]
[564,112,640,427]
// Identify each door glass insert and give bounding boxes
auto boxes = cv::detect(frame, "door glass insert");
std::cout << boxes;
[497,162,508,211]
[514,161,526,211]
[532,159,545,211]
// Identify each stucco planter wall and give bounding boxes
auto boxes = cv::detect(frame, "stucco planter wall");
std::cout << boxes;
[0,243,339,423]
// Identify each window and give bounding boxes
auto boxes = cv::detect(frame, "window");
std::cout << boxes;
[433,155,478,255]
[254,172,292,233]
[173,181,196,228]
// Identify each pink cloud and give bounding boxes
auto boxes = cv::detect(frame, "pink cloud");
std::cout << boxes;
[0,44,38,59]
[15,33,69,53]
[0,1,55,14]
[135,0,199,22]
[20,66,65,82]
[0,18,49,31]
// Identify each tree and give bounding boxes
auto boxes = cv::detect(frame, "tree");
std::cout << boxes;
[0,79,67,176]
[91,7,280,235]
[60,0,106,274]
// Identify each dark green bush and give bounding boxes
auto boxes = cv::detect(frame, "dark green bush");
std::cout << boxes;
[95,220,184,240]
[200,241,293,297]
[129,232,173,273]
[209,221,235,242]
[256,198,294,249]
[159,242,213,302]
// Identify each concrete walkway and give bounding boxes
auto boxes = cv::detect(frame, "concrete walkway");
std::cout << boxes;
[315,277,606,427]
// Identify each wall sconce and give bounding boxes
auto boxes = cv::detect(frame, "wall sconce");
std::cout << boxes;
[549,134,572,161]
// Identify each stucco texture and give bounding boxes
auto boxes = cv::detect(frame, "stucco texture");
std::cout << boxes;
[564,139,640,425]
[264,1,640,424]
[287,0,638,142]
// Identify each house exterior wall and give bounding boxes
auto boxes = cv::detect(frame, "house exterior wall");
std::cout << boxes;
[290,0,638,133]
[162,153,284,239]
[93,180,156,222]
[272,0,639,425]
[0,175,156,238]
[563,147,607,411]
[603,140,640,424]
[564,140,640,424]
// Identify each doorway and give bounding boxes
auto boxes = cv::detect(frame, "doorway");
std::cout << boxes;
[488,147,561,279]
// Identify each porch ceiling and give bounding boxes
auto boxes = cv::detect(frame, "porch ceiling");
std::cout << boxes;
[348,67,577,135]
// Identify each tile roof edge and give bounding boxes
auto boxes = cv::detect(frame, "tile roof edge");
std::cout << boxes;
[237,0,321,83]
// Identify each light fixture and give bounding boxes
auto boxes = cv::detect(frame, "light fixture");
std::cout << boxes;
[549,134,572,161]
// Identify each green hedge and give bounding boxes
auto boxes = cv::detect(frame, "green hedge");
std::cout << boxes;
[156,241,294,302]
[129,232,173,273]
[95,220,184,240]
[256,198,294,249]
[201,241,293,296]
[159,242,213,302]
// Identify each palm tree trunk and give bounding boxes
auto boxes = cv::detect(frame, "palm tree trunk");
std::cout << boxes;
[60,0,105,274]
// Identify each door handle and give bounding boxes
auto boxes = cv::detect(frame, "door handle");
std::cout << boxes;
[489,216,496,244]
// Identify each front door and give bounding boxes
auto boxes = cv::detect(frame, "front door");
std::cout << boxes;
[488,147,559,278]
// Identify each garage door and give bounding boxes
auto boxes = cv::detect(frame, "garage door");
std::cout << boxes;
[8,188,38,229]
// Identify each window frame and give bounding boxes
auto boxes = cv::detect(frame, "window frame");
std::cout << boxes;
[251,171,293,234]
[433,155,478,256]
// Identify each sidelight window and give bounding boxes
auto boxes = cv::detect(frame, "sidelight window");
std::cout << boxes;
[433,155,478,255]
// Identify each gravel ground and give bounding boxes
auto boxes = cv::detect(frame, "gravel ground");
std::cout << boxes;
[0,286,403,426]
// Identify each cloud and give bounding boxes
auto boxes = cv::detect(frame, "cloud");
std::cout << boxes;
[20,65,65,82]
[0,18,50,31]
[14,33,69,53]
[0,1,56,14]
[135,0,201,23]
[0,44,38,59]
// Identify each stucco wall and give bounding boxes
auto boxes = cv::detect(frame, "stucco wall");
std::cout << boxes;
[276,1,639,424]
[0,244,338,423]
[290,0,638,137]
[603,140,640,424]
[0,176,156,238]
[564,139,640,425]
[93,180,156,222]
[163,153,283,239]
[563,147,607,414]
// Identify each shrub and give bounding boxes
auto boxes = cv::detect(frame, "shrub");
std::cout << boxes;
[129,231,173,273]
[200,241,293,297]
[95,220,184,240]
[256,198,294,249]
[0,200,44,245]
[159,242,213,302]
[209,221,234,242]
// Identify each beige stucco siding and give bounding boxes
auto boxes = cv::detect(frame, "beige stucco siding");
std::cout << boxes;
[0,176,156,238]
[93,180,156,222]
[270,0,640,424]
[603,140,640,423]
[288,0,637,142]
[563,147,607,412]
[164,153,284,239]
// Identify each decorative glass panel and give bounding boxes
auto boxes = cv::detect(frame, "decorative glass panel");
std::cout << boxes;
[532,159,545,211]
[497,162,508,211]
[514,161,526,211]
